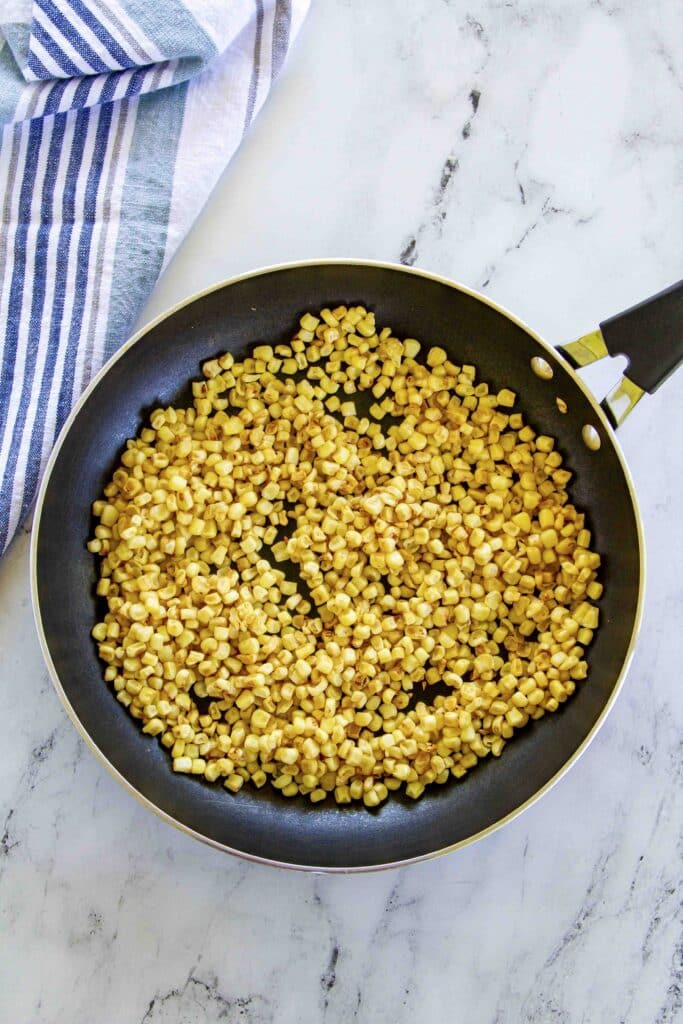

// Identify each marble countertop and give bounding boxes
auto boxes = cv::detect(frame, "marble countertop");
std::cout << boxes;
[2,1,682,1021]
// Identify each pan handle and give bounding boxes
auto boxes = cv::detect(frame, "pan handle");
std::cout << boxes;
[559,279,683,427]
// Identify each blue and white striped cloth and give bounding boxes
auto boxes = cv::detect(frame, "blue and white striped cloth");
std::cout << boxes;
[0,0,308,555]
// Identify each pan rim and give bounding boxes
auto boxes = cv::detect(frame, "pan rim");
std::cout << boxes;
[29,257,646,873]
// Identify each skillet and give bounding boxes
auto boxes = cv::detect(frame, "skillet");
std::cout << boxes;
[31,261,683,870]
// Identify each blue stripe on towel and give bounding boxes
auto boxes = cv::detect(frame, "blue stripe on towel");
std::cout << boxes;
[0,111,69,541]
[0,118,44,453]
[0,118,45,545]
[54,101,114,429]
[29,17,85,77]
[63,0,137,70]
[37,0,113,75]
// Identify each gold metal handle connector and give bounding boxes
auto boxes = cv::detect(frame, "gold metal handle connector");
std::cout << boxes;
[560,329,609,368]
[601,376,644,427]
[560,328,645,427]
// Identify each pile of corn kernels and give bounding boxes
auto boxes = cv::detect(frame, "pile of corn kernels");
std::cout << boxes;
[88,306,602,807]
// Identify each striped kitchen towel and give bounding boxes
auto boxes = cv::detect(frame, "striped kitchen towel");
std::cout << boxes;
[0,0,309,556]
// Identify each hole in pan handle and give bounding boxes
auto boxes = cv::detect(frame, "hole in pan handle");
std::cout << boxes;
[558,278,683,428]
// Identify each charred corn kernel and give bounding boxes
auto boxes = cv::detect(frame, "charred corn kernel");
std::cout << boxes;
[426,346,447,367]
[204,761,222,782]
[100,504,118,526]
[510,510,530,531]
[497,388,516,407]
[142,718,164,736]
[472,602,490,622]
[251,708,271,730]
[89,305,602,807]
[539,508,555,529]
[406,781,425,799]
[506,707,526,727]
[473,542,492,565]
[385,551,404,572]
[541,528,558,549]
[300,313,320,332]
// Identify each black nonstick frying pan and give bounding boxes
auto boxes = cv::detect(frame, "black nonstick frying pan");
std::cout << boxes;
[31,261,683,871]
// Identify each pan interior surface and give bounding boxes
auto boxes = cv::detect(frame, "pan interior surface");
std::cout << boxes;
[34,263,642,869]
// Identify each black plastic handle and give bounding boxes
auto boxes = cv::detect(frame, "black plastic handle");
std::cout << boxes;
[599,279,683,393]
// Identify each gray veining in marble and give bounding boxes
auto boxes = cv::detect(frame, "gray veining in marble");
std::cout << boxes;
[1,1,682,1021]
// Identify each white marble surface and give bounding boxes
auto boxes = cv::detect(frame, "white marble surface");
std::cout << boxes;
[2,1,682,1021]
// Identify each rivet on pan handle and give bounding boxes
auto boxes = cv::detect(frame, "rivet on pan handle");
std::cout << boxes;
[559,279,683,427]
